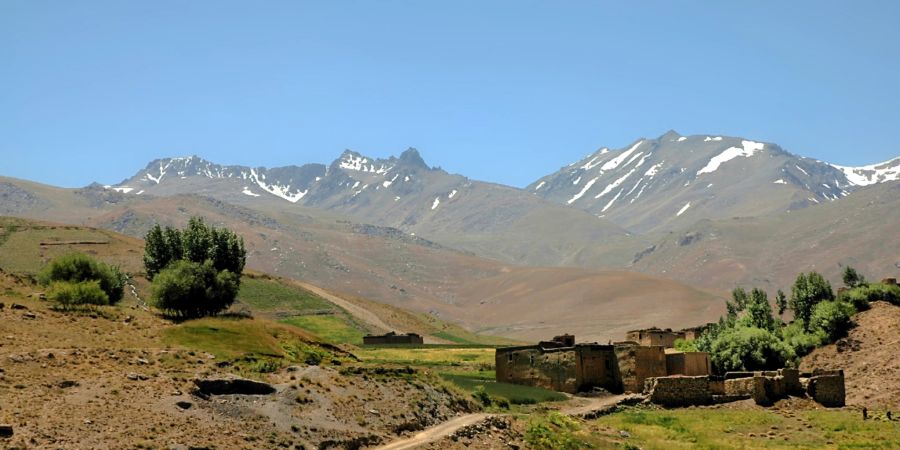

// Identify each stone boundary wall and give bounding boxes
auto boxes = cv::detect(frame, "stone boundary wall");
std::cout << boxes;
[644,376,712,407]
[808,370,845,407]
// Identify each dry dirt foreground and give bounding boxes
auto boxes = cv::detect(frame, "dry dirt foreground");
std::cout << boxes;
[801,300,900,410]
[0,295,474,449]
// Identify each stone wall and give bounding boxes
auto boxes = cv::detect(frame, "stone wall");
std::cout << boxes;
[644,376,712,406]
[808,370,845,407]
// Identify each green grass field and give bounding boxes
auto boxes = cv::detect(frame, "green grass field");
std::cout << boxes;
[354,346,496,368]
[280,314,368,344]
[441,371,567,404]
[584,407,900,449]
[237,277,334,312]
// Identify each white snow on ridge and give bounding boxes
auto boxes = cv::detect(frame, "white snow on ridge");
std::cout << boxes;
[339,154,392,174]
[431,197,441,210]
[573,176,582,185]
[696,140,764,176]
[773,179,787,185]
[534,181,546,190]
[567,177,599,204]
[601,141,643,171]
[831,157,900,186]
[601,190,622,212]
[676,202,691,216]
[795,165,810,177]
[242,187,260,197]
[677,136,688,142]
[448,189,458,199]
[644,162,664,178]
[704,136,723,142]
[594,153,649,199]
[112,187,134,194]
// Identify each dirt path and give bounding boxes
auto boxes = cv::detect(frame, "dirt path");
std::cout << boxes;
[374,394,635,449]
[559,393,632,416]
[374,413,491,450]
[290,280,397,334]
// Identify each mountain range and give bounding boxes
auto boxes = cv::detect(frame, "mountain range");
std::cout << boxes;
[2,130,898,340]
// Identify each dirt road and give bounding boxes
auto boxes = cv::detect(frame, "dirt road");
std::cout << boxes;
[375,413,492,450]
[290,280,396,334]
[374,394,634,449]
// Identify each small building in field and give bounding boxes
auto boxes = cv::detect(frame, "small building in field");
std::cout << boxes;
[494,335,678,394]
[362,332,424,345]
[665,350,712,376]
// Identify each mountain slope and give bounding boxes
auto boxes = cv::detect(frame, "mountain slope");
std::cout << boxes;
[529,130,865,232]
[113,150,629,266]
[628,180,900,292]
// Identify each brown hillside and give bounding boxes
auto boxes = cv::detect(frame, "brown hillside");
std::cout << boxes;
[456,267,725,342]
[800,301,900,410]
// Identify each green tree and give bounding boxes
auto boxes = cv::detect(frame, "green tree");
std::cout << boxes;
[150,260,239,318]
[775,289,788,316]
[38,253,125,303]
[726,287,749,320]
[143,224,170,280]
[746,288,776,331]
[842,266,867,289]
[789,272,834,331]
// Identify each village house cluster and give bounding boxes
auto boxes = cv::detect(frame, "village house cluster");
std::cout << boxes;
[495,328,845,408]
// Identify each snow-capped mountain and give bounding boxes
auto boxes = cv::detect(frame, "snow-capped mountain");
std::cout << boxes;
[831,157,900,186]
[528,130,890,232]
[114,148,628,266]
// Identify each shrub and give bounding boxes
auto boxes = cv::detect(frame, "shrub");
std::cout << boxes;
[525,412,585,450]
[39,253,125,304]
[708,326,791,372]
[781,321,824,357]
[47,280,109,308]
[809,300,855,341]
[840,282,900,308]
[151,260,239,318]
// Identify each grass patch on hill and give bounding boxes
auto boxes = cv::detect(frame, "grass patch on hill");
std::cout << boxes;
[441,371,566,405]
[280,314,368,345]
[237,277,333,312]
[354,346,495,368]
[586,407,900,449]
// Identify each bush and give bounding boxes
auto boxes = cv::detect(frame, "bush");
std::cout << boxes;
[808,300,855,341]
[781,321,824,357]
[39,253,125,304]
[47,280,109,308]
[840,282,900,309]
[151,260,239,318]
[708,326,792,372]
[790,272,834,331]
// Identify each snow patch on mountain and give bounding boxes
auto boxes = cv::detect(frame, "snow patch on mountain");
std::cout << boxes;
[696,140,764,176]
[431,197,440,210]
[242,187,260,197]
[676,202,691,216]
[568,177,599,204]
[831,157,900,186]
[601,141,643,171]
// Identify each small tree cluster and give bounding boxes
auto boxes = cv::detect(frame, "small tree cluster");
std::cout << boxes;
[697,269,860,373]
[144,217,246,280]
[143,217,246,319]
[39,253,125,308]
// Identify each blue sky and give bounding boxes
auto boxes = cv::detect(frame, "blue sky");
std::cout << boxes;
[2,1,899,188]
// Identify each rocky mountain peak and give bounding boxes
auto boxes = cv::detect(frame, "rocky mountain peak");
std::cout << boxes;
[398,148,429,169]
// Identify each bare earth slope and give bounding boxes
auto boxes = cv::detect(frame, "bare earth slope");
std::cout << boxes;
[455,267,724,342]
[800,301,900,410]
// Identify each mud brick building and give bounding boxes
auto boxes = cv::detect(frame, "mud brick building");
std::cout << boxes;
[362,332,424,345]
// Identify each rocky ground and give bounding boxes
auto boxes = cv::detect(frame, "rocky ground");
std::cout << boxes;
[0,293,474,449]
[801,300,900,410]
